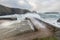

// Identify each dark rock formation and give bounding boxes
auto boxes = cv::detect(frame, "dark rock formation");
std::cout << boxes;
[0,18,17,20]
[57,18,60,22]
[0,5,30,16]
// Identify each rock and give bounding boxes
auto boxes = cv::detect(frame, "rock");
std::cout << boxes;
[0,20,34,39]
[0,5,30,16]
[57,19,60,22]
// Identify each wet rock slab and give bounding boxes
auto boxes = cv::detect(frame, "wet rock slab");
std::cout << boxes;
[0,20,34,39]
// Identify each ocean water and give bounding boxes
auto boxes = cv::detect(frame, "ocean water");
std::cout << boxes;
[16,13,60,28]
[39,13,60,28]
[0,13,60,28]
[14,13,60,28]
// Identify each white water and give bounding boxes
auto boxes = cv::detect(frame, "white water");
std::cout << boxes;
[0,13,60,28]
[39,13,60,28]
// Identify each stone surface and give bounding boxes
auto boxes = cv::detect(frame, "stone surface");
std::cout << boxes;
[0,20,34,39]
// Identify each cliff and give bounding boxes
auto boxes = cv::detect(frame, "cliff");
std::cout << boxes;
[0,5,30,16]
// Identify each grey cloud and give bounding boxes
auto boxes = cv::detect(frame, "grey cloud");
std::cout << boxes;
[0,0,60,12]
[0,0,32,9]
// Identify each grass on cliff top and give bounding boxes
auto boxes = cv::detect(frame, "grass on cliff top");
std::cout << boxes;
[33,36,57,40]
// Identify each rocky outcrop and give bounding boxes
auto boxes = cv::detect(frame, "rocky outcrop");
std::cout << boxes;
[57,18,60,22]
[0,5,30,16]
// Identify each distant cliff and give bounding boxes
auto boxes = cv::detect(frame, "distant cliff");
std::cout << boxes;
[0,5,30,16]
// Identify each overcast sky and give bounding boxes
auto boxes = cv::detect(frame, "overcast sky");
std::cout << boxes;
[0,0,60,12]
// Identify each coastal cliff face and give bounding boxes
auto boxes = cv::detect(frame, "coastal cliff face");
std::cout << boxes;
[0,5,12,14]
[0,5,30,16]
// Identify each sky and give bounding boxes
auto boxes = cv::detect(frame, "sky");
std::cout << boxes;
[0,0,60,12]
